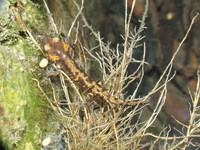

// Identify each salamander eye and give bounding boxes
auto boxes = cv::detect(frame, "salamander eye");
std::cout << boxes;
[62,54,67,58]
[56,50,61,54]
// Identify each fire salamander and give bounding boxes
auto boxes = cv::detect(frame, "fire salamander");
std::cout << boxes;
[43,37,142,106]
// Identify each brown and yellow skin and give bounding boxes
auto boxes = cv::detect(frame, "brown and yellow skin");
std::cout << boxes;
[43,37,142,106]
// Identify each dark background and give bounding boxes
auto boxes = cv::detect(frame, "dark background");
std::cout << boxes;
[83,0,200,133]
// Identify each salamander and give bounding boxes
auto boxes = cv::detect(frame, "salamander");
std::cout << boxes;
[43,37,142,106]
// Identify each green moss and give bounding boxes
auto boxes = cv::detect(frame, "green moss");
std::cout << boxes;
[0,38,49,149]
[23,2,49,34]
[0,0,56,149]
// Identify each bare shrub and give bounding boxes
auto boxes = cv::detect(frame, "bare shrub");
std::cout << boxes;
[36,0,200,149]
